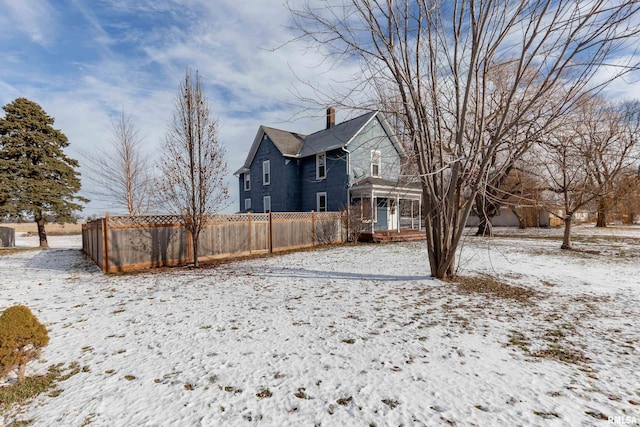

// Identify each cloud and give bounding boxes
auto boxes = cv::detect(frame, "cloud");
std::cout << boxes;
[0,0,374,215]
[0,0,57,46]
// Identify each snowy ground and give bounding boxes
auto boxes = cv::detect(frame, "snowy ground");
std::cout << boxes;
[1,226,639,426]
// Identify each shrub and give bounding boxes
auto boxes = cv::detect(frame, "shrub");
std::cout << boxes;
[341,202,367,243]
[0,305,49,383]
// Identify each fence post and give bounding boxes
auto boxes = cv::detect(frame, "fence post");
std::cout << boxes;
[102,213,109,273]
[248,212,252,254]
[311,211,316,246]
[268,212,273,253]
[345,207,349,243]
[93,221,98,263]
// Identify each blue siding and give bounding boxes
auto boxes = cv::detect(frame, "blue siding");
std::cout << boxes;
[300,148,348,212]
[239,136,300,213]
[238,113,402,213]
[284,159,302,211]
[348,116,402,185]
[238,175,247,211]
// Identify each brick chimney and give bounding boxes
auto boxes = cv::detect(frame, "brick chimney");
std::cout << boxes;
[326,107,335,129]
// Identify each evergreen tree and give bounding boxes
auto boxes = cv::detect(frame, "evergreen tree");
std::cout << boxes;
[0,98,87,247]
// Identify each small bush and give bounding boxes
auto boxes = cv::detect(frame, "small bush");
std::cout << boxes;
[0,305,49,383]
[341,202,367,243]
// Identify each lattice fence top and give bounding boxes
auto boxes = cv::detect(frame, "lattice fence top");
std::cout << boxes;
[204,213,269,223]
[108,215,183,227]
[88,212,340,228]
[271,212,342,221]
[247,213,269,222]
[206,214,246,223]
[272,212,312,221]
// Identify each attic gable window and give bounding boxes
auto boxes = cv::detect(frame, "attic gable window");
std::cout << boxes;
[371,150,381,177]
[262,160,270,185]
[244,172,251,191]
[316,152,326,180]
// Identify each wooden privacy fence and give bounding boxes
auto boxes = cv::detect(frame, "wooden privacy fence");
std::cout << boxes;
[82,212,345,273]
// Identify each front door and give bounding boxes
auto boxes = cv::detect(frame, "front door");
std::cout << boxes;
[388,199,398,231]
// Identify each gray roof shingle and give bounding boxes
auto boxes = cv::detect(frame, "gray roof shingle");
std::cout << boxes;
[262,126,305,157]
[299,111,376,157]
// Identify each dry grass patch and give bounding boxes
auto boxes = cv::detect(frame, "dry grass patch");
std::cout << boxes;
[3,223,82,235]
[532,345,589,365]
[0,248,40,257]
[453,274,537,304]
[0,362,82,415]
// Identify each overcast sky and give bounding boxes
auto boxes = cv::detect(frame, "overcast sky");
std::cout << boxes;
[0,0,362,216]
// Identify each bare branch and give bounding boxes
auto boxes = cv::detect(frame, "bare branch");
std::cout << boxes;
[82,110,152,216]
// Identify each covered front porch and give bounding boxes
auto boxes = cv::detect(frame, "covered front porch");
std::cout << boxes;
[348,178,423,236]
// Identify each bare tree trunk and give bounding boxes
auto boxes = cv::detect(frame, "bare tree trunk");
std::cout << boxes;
[596,199,607,227]
[474,193,494,237]
[475,218,493,236]
[34,210,48,248]
[510,208,527,229]
[192,233,199,268]
[561,216,573,250]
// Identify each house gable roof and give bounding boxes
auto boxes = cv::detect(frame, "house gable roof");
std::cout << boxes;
[234,125,305,175]
[234,110,406,176]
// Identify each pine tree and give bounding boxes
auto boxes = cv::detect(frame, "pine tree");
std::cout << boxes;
[0,98,87,247]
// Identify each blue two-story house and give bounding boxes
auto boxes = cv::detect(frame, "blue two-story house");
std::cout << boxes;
[234,108,422,231]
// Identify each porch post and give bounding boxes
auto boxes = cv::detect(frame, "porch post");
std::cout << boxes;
[419,194,422,231]
[370,190,375,233]
[396,194,400,232]
[411,200,414,230]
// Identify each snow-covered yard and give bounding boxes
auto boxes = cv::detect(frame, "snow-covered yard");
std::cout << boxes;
[1,226,639,426]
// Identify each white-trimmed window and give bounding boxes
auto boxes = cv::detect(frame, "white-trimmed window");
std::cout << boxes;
[244,172,251,191]
[263,196,271,213]
[317,192,327,212]
[371,150,381,177]
[244,198,251,211]
[262,160,270,185]
[316,152,326,180]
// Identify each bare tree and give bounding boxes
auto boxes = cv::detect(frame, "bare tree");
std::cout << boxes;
[473,160,547,234]
[611,166,640,224]
[595,100,640,227]
[469,63,553,236]
[158,68,229,267]
[288,0,640,278]
[83,111,152,216]
[540,97,637,249]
